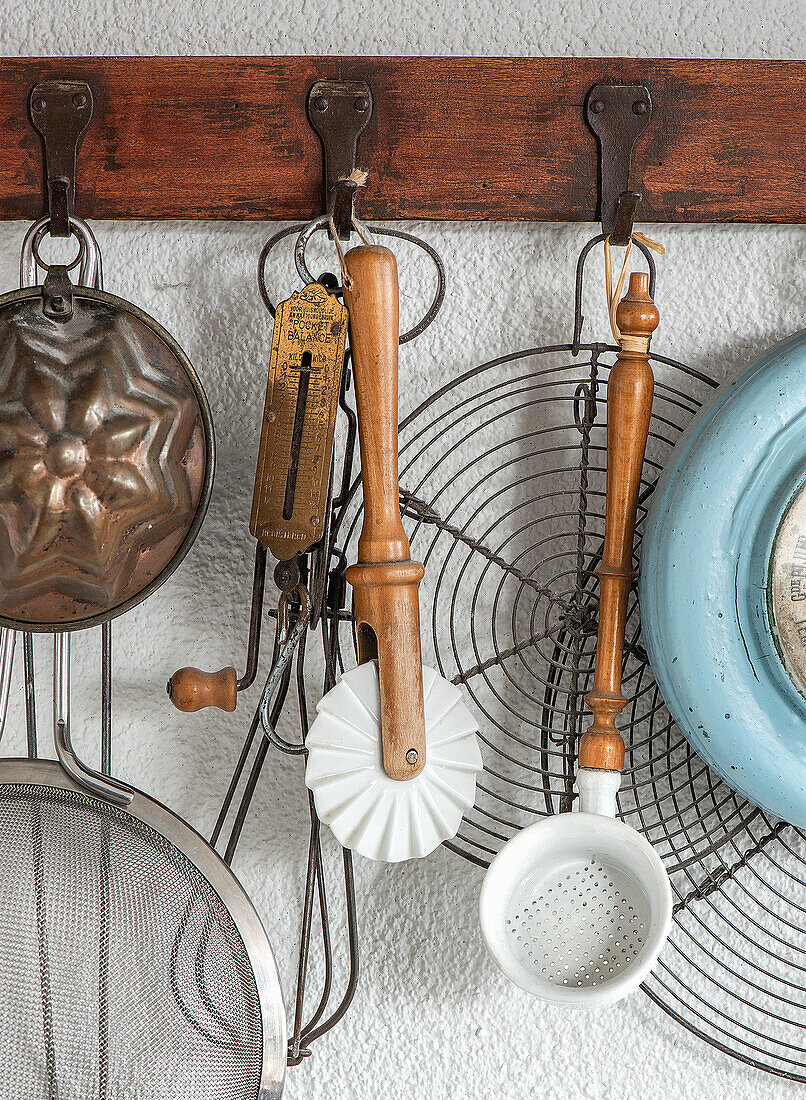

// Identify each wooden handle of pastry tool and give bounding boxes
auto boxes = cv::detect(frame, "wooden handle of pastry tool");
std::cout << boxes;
[167,666,238,713]
[580,271,660,772]
[343,245,427,781]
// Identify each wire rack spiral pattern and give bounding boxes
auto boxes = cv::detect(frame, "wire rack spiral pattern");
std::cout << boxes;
[333,342,806,1082]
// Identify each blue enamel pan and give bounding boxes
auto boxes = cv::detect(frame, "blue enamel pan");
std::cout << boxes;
[640,331,806,826]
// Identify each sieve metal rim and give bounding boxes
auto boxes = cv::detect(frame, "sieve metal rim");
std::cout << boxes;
[0,758,285,1100]
[0,283,216,633]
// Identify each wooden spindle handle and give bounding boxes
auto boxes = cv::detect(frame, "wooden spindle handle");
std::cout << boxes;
[167,666,238,713]
[342,245,427,781]
[580,271,660,772]
[343,245,409,565]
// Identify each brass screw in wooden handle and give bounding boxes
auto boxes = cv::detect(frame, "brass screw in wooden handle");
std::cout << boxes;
[342,245,427,781]
[579,271,660,773]
[167,666,238,713]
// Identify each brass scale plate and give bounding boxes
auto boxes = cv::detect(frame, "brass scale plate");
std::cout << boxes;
[250,283,347,562]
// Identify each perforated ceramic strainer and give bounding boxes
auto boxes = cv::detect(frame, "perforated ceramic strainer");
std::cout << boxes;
[479,772,672,1005]
[479,273,672,1006]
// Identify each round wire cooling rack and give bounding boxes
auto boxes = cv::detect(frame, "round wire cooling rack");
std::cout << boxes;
[331,333,806,1082]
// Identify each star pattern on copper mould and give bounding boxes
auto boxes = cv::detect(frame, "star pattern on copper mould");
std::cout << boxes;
[0,300,208,626]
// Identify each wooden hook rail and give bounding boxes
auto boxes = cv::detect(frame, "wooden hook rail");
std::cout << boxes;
[0,56,802,224]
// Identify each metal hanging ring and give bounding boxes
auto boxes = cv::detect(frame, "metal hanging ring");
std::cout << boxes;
[32,222,84,272]
[572,232,657,354]
[294,215,371,287]
[20,214,99,290]
[258,219,446,345]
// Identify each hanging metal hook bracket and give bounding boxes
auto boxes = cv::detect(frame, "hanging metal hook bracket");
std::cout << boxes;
[585,83,652,246]
[29,79,94,238]
[307,79,373,240]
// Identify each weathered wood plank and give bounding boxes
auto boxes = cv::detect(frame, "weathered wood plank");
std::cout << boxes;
[0,56,800,223]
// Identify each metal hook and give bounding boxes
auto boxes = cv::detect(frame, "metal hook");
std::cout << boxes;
[29,80,94,238]
[331,178,360,241]
[585,83,652,246]
[259,586,313,754]
[307,80,373,240]
[611,192,642,248]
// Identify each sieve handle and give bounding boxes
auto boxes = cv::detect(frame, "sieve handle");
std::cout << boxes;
[52,633,133,807]
[0,629,16,744]
[580,271,659,772]
[343,245,426,782]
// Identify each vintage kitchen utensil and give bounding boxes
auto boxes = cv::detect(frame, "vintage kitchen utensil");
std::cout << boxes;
[167,218,447,723]
[328,243,806,1082]
[305,243,482,862]
[168,270,347,714]
[479,272,672,1004]
[0,628,285,1098]
[0,215,213,631]
[640,329,806,827]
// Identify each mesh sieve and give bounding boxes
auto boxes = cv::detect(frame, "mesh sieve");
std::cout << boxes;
[0,761,285,1100]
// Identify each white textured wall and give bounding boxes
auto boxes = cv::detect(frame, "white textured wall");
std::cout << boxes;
[0,4,804,1099]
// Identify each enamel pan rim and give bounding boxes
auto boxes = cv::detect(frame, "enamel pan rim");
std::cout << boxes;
[0,284,215,633]
[640,330,806,827]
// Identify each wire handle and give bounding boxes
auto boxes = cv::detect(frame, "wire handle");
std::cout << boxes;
[0,629,16,745]
[580,271,660,772]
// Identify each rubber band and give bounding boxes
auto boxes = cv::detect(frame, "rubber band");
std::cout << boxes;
[604,236,633,344]
[632,230,665,255]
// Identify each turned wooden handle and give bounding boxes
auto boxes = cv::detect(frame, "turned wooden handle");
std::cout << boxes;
[343,245,410,565]
[167,666,238,713]
[580,271,660,772]
[343,245,426,781]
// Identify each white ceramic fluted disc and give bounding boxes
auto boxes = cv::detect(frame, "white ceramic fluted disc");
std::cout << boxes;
[305,662,482,862]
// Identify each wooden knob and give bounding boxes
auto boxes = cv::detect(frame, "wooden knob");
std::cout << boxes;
[167,666,238,712]
[343,245,427,781]
[615,271,660,343]
[580,271,659,773]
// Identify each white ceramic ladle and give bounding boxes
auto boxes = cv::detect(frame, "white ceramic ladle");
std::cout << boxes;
[480,273,672,1005]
